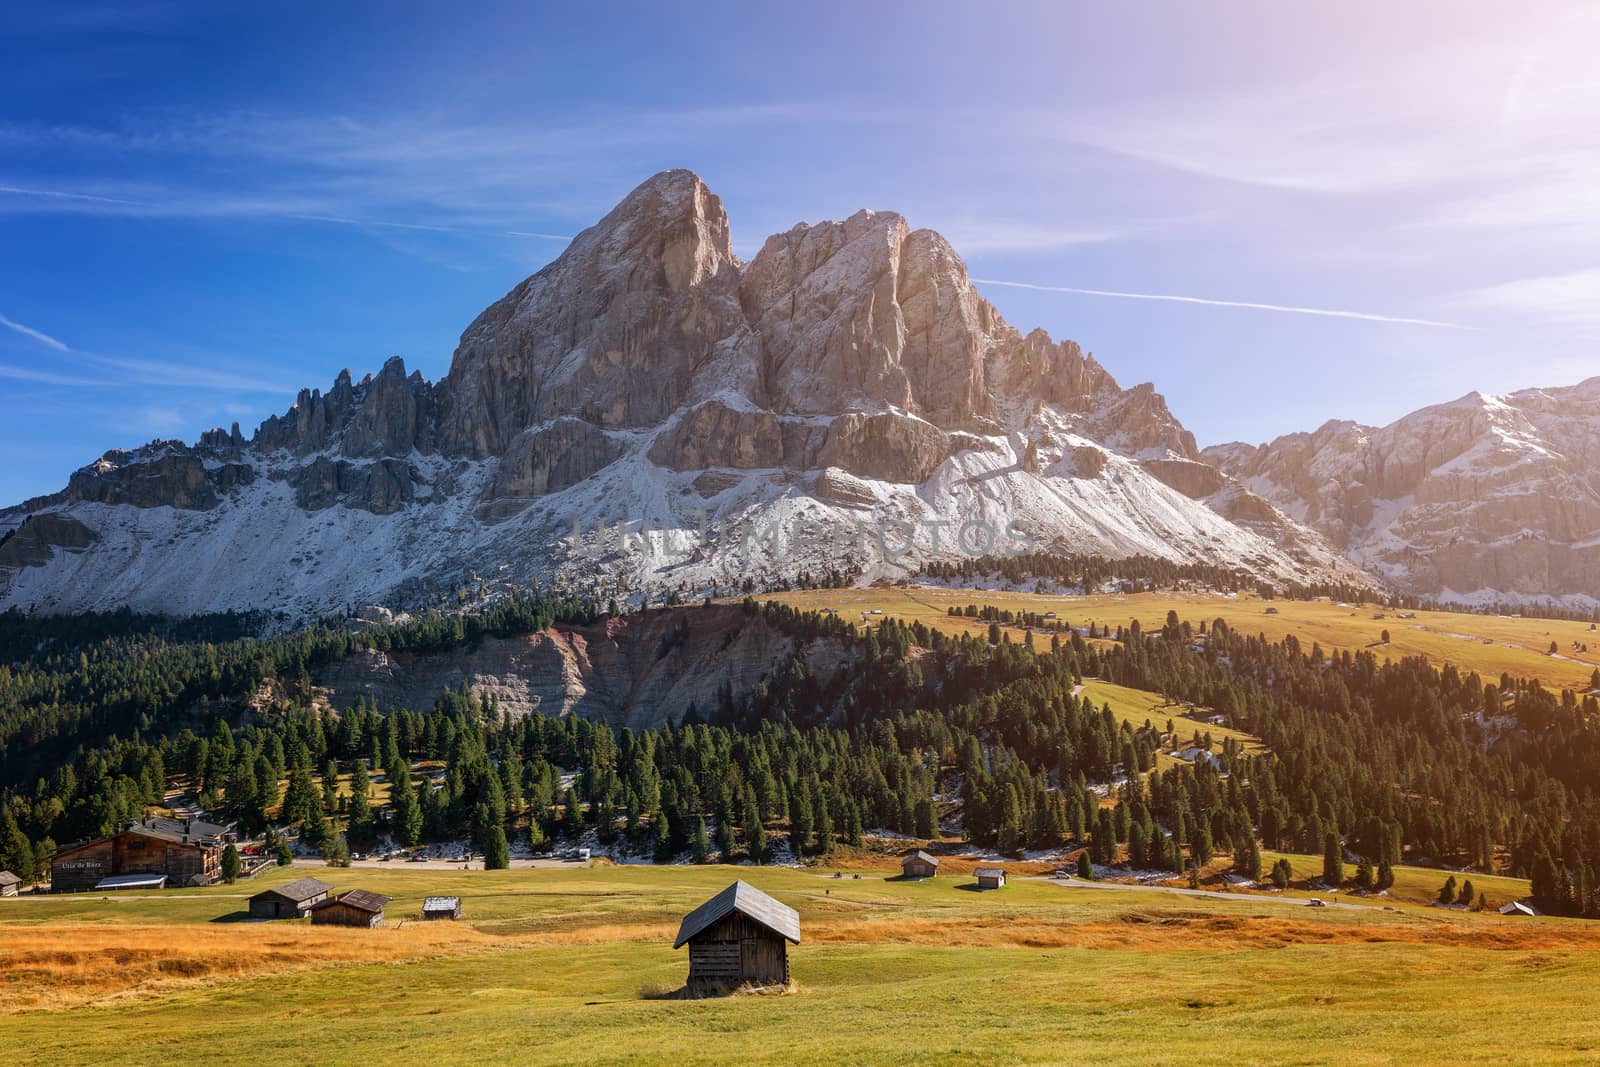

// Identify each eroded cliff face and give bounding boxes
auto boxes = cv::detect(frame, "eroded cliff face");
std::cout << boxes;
[1207,380,1600,602]
[314,605,859,730]
[1,168,1358,618]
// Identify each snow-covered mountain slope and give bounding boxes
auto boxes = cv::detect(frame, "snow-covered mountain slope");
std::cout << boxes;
[1207,378,1600,606]
[0,170,1354,618]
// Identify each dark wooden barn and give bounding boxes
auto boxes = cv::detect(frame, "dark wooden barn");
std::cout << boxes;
[974,866,1007,890]
[901,850,939,879]
[249,877,333,919]
[673,881,800,993]
[0,870,20,897]
[309,889,392,928]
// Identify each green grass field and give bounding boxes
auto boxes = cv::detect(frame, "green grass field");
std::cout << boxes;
[4,863,1595,1066]
[768,586,1600,690]
[1077,678,1268,764]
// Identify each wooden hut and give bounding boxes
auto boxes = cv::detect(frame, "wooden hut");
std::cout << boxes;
[673,881,800,993]
[248,876,332,919]
[309,889,392,928]
[901,850,939,879]
[422,896,462,920]
[974,866,1007,890]
[0,870,20,897]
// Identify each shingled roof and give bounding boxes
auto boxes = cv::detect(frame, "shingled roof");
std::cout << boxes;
[673,880,801,948]
[312,889,392,914]
[253,877,332,904]
[904,850,940,867]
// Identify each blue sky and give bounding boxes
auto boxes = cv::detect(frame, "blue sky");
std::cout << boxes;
[2,1,1596,503]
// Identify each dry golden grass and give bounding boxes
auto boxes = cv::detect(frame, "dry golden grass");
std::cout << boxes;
[768,586,1600,689]
[802,912,1600,952]
[0,922,481,1014]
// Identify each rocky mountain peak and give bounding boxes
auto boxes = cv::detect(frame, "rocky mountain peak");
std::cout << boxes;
[1,169,1370,617]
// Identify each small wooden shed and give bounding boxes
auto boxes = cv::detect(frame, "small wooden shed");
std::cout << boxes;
[674,880,800,993]
[422,896,462,920]
[0,870,20,897]
[974,866,1007,890]
[309,888,392,928]
[249,876,333,919]
[901,850,939,879]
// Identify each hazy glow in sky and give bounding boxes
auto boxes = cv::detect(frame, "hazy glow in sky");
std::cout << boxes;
[0,1,1595,502]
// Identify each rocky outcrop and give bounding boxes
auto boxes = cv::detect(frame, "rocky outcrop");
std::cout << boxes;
[289,457,417,514]
[0,513,98,570]
[817,412,949,484]
[493,419,626,498]
[66,449,254,510]
[1141,458,1227,499]
[1208,380,1600,600]
[315,604,860,730]
[437,170,745,456]
[647,401,785,471]
[256,358,435,458]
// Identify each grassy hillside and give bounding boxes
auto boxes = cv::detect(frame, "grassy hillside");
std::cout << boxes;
[1077,678,1268,764]
[769,587,1600,689]
[2,863,1595,1066]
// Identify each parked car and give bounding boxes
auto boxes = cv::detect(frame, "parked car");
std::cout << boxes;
[1307,898,1327,907]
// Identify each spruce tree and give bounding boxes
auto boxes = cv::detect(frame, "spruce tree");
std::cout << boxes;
[691,816,709,864]
[1322,832,1343,887]
[484,825,510,870]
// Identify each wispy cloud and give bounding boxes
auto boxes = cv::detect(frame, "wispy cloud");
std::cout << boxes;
[0,362,106,386]
[1048,5,1600,261]
[930,220,1126,257]
[1451,268,1600,338]
[972,278,1468,329]
[0,308,293,392]
[0,103,877,237]
[0,311,71,351]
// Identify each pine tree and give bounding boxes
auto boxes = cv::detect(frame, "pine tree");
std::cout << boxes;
[321,833,350,867]
[691,816,709,864]
[746,812,767,864]
[1376,859,1395,892]
[221,843,241,884]
[1271,857,1292,890]
[1322,831,1344,887]
[1438,875,1458,905]
[484,825,510,869]
[1077,851,1093,879]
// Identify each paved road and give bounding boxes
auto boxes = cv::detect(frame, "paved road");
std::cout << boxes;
[1036,875,1392,913]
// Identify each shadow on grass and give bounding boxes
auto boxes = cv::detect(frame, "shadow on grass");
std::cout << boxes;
[208,910,263,923]
[640,980,799,1001]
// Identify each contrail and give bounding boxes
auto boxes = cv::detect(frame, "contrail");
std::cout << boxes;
[971,278,1467,329]
[0,312,70,351]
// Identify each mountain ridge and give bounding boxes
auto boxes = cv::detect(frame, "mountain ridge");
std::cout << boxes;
[0,170,1380,617]
[1207,377,1600,607]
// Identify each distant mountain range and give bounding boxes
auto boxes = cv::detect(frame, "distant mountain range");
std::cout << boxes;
[0,170,1591,617]
[1208,378,1600,609]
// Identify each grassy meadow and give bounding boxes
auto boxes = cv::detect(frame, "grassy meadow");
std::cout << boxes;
[768,586,1600,690]
[4,862,1598,1065]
